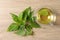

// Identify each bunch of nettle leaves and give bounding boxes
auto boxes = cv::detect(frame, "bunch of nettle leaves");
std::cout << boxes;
[7,7,40,36]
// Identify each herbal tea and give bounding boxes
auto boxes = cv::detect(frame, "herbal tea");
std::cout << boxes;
[37,8,53,24]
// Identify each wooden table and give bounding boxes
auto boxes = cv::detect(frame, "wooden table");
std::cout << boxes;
[0,0,60,40]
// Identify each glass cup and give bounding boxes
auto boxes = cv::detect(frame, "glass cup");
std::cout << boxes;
[36,8,57,25]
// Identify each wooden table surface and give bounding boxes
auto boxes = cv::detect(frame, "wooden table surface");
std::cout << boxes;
[0,0,60,40]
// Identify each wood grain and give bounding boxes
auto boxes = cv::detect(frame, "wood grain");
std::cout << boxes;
[0,0,60,40]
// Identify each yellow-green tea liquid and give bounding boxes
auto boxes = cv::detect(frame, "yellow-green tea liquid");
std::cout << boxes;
[37,8,56,24]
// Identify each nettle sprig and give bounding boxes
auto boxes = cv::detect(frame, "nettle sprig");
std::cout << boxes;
[7,7,41,36]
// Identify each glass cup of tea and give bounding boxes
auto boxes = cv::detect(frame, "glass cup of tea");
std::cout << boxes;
[36,8,57,25]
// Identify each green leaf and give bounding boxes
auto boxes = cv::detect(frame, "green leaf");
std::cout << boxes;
[29,14,40,28]
[8,7,41,36]
[27,11,34,21]
[30,21,40,28]
[23,7,31,16]
[8,23,19,31]
[23,7,31,20]
[10,13,20,23]
[18,12,23,21]
[29,11,33,17]
[18,12,26,25]
[16,29,25,36]
[25,25,32,31]
[31,17,36,22]
[16,25,25,36]
[25,25,33,35]
[25,30,33,35]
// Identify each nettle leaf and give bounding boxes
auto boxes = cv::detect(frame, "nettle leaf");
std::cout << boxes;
[31,16,36,22]
[23,7,31,20]
[29,15,40,28]
[16,29,25,36]
[27,11,34,21]
[30,21,40,28]
[8,23,19,31]
[18,12,23,21]
[18,12,26,25]
[25,30,33,35]
[8,7,41,36]
[23,7,31,16]
[25,25,33,35]
[29,11,33,16]
[16,25,25,36]
[25,25,32,31]
[10,13,20,23]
